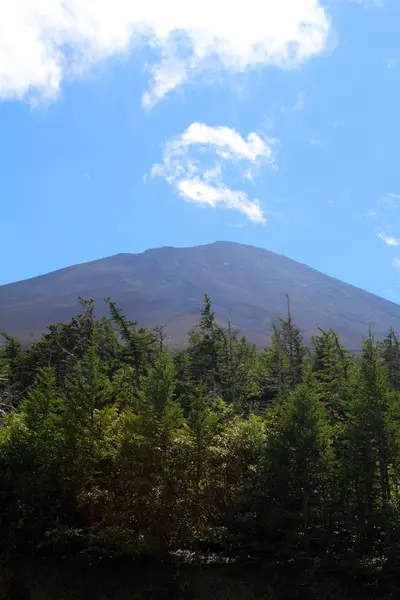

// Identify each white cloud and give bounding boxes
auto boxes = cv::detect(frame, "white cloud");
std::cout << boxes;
[378,232,400,247]
[178,122,275,163]
[380,193,400,207]
[309,138,325,147]
[393,258,400,269]
[347,0,383,7]
[387,57,397,70]
[176,178,266,223]
[152,122,276,223]
[292,91,306,111]
[369,196,400,248]
[0,0,332,106]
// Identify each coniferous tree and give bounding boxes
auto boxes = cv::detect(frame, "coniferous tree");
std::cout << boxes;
[265,379,332,560]
[311,328,352,418]
[4,293,400,591]
[343,332,395,554]
[60,344,116,517]
[187,294,225,397]
[106,298,156,388]
[278,296,307,389]
[219,321,259,411]
[258,324,292,404]
[233,377,332,563]
[258,300,306,405]
[378,327,400,391]
[0,367,64,550]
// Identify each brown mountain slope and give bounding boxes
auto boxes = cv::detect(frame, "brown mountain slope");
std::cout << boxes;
[1,241,400,347]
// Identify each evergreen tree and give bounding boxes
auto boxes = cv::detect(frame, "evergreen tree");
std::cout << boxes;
[0,367,64,550]
[106,298,156,388]
[378,327,400,391]
[218,321,259,411]
[61,345,116,510]
[94,351,188,556]
[186,294,225,396]
[343,332,394,549]
[311,328,352,418]
[3,293,400,590]
[264,379,332,561]
[258,300,306,405]
[258,325,292,404]
[277,296,307,389]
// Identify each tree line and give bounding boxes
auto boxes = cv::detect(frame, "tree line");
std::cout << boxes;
[2,294,400,590]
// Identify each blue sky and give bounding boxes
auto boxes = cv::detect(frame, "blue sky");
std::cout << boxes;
[2,0,400,302]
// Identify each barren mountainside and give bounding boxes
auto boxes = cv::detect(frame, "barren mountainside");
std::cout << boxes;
[1,241,400,347]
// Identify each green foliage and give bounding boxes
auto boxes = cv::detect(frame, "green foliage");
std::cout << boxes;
[0,367,65,550]
[105,298,156,387]
[3,294,400,594]
[378,327,400,390]
[344,334,393,517]
[311,328,353,417]
[257,300,307,407]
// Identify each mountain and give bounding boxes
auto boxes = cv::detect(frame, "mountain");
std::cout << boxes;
[1,241,400,348]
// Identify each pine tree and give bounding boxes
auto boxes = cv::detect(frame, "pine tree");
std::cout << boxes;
[378,327,400,391]
[187,294,225,397]
[258,325,292,404]
[258,300,306,405]
[5,292,400,585]
[0,333,22,415]
[235,378,332,563]
[344,332,394,539]
[139,351,177,412]
[264,379,332,561]
[0,367,65,550]
[311,328,352,418]
[96,351,188,556]
[5,298,97,394]
[61,345,116,504]
[278,295,307,389]
[106,298,156,389]
[218,320,259,411]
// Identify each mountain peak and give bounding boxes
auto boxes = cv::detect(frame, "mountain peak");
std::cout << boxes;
[1,242,399,348]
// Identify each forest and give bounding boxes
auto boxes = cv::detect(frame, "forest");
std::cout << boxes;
[1,294,400,599]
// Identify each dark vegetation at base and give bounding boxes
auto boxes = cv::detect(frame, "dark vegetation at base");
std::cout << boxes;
[1,559,399,600]
[2,294,400,598]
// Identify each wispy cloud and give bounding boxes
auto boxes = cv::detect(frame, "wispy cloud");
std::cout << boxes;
[368,193,400,221]
[378,232,400,247]
[393,258,400,269]
[379,193,400,208]
[369,195,400,250]
[0,0,332,106]
[292,92,306,111]
[151,123,276,223]
[309,138,325,147]
[346,0,383,7]
[387,57,397,70]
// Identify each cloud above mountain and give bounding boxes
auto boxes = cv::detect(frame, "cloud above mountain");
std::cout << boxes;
[1,0,331,106]
[378,232,400,247]
[151,122,276,222]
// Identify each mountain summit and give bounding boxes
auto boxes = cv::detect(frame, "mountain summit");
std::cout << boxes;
[1,241,400,347]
